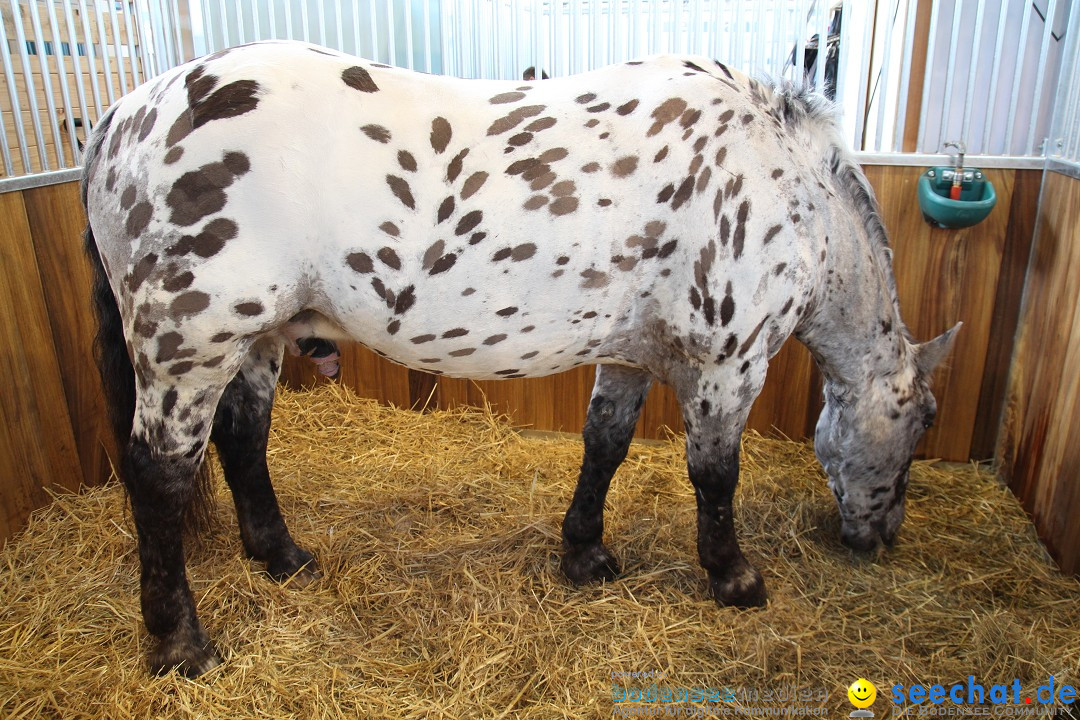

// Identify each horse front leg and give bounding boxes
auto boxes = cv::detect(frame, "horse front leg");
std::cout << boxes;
[561,365,652,585]
[678,363,768,608]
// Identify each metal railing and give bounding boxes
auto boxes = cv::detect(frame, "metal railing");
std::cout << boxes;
[0,0,1075,188]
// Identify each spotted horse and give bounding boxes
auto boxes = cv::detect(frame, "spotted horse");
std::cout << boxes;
[83,40,959,676]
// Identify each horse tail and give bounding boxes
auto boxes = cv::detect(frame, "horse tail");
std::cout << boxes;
[83,108,214,537]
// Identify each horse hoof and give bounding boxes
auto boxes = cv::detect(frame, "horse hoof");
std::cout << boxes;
[149,628,222,678]
[266,548,321,587]
[710,564,767,609]
[561,542,620,585]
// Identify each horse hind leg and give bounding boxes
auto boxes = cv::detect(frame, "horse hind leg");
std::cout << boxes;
[124,368,238,676]
[561,365,652,585]
[211,337,318,583]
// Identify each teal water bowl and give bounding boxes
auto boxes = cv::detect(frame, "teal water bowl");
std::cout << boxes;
[917,167,996,229]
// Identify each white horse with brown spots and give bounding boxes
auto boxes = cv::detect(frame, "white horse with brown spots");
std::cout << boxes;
[83,40,958,676]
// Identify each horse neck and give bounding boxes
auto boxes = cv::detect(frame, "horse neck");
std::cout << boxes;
[795,219,909,397]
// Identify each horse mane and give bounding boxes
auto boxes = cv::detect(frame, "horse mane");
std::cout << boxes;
[763,79,909,340]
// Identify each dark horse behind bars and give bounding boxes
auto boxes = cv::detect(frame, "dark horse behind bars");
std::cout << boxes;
[82,41,959,676]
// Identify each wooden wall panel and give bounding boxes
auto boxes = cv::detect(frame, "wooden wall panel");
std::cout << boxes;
[0,190,83,542]
[22,182,115,489]
[997,170,1080,576]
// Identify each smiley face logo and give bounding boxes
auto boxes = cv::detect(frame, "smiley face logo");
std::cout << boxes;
[848,678,877,709]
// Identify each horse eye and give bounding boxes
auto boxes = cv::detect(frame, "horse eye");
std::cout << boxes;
[922,414,936,430]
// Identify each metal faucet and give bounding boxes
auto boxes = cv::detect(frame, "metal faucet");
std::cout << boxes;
[943,140,966,173]
[943,141,967,199]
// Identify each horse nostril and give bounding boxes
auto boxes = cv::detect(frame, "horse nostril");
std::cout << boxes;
[840,527,879,553]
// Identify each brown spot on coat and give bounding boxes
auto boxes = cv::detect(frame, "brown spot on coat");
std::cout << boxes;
[484,334,507,345]
[386,175,416,210]
[580,268,609,288]
[526,117,556,131]
[423,240,446,271]
[550,197,579,215]
[648,98,688,136]
[398,150,417,172]
[511,243,536,261]
[461,171,489,199]
[442,328,469,338]
[380,221,400,236]
[523,195,548,210]
[455,210,483,235]
[155,332,184,362]
[377,247,402,270]
[611,156,638,177]
[235,301,264,316]
[429,253,457,275]
[348,252,374,273]
[490,91,526,104]
[166,154,249,226]
[126,253,158,292]
[342,66,379,92]
[447,148,468,182]
[171,291,210,318]
[126,202,153,237]
[486,105,544,136]
[191,80,261,128]
[616,99,639,115]
[362,124,391,143]
[430,117,452,153]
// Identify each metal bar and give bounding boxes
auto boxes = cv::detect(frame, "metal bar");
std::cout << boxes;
[671,0,680,54]
[873,0,896,152]
[171,0,185,65]
[1004,0,1034,153]
[960,0,988,150]
[44,0,81,162]
[422,0,431,71]
[27,0,66,167]
[553,0,563,76]
[92,0,117,103]
[852,0,874,151]
[935,0,963,153]
[793,0,804,79]
[236,0,248,43]
[853,152,1046,168]
[254,0,265,42]
[980,0,1009,153]
[1026,0,1059,155]
[834,0,851,111]
[892,0,916,152]
[219,0,231,47]
[151,0,170,70]
[268,0,279,40]
[0,97,13,176]
[534,0,545,79]
[1068,32,1080,162]
[0,3,29,172]
[335,0,344,50]
[76,0,104,117]
[915,0,941,153]
[105,0,129,94]
[284,0,294,41]
[351,0,361,53]
[121,0,141,85]
[369,0,380,65]
[61,0,93,140]
[814,0,828,91]
[0,167,85,193]
[300,0,311,44]
[135,0,159,76]
[317,0,327,46]
[648,0,657,55]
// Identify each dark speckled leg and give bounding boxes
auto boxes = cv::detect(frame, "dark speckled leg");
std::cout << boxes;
[211,338,319,585]
[561,365,652,585]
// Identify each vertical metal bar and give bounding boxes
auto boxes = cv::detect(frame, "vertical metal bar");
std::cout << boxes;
[268,0,278,40]
[351,0,361,53]
[135,0,158,76]
[197,0,212,52]
[631,0,641,58]
[535,0,545,78]
[317,0,327,46]
[553,0,563,76]
[0,4,31,172]
[1026,0,1059,155]
[46,0,82,162]
[219,0,231,47]
[368,0,379,64]
[76,0,104,116]
[300,0,311,44]
[793,0,804,79]
[873,0,895,152]
[814,0,828,90]
[439,0,450,73]
[960,0,988,150]
[422,0,431,71]
[1004,0,1034,154]
[892,0,916,152]
[384,0,396,67]
[284,0,295,41]
[92,0,117,104]
[105,0,129,94]
[60,0,92,152]
[915,0,941,153]
[404,0,415,68]
[834,0,851,111]
[593,0,603,65]
[170,0,184,64]
[237,0,248,43]
[752,0,764,70]
[154,0,173,68]
[0,96,13,175]
[335,0,344,49]
[649,0,658,55]
[121,0,142,85]
[27,0,67,166]
[937,1,964,152]
[852,0,875,151]
[254,0,264,42]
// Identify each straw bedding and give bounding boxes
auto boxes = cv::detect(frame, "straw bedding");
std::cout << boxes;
[1,383,1077,719]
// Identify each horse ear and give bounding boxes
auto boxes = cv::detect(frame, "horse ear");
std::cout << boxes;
[915,322,962,375]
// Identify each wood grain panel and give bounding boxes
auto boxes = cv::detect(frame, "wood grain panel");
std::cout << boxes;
[865,165,1012,461]
[0,190,83,542]
[969,169,1042,460]
[997,170,1080,575]
[22,181,115,488]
